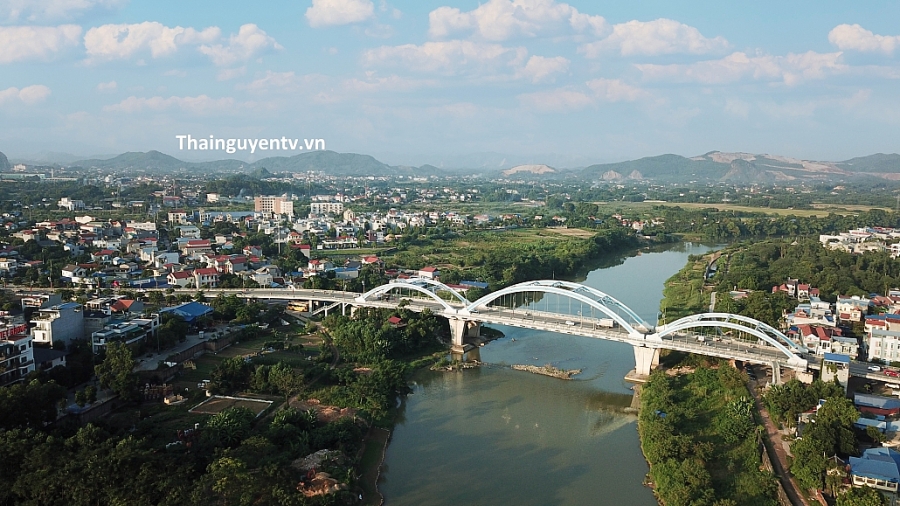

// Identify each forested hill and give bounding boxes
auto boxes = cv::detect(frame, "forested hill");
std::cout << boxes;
[582,151,900,183]
[69,150,443,176]
[0,151,9,171]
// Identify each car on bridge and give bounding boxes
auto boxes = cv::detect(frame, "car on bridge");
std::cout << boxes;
[886,369,900,378]
[869,365,882,372]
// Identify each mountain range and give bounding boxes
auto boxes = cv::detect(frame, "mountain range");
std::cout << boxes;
[2,149,900,183]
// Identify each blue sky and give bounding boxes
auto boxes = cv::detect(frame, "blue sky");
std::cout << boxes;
[2,0,899,166]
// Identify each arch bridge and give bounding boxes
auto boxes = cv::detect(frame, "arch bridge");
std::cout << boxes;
[354,278,809,377]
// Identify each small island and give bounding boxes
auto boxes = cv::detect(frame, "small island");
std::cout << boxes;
[511,364,582,380]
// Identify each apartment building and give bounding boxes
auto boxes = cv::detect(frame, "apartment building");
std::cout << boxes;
[31,302,84,348]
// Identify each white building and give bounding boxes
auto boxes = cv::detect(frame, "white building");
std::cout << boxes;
[310,202,344,216]
[58,197,85,211]
[91,315,159,354]
[31,302,84,348]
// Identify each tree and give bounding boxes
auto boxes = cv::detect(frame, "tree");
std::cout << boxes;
[267,362,302,401]
[94,341,139,402]
[205,407,255,447]
[836,486,888,506]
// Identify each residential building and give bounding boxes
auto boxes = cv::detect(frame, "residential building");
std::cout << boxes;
[849,447,900,495]
[0,323,34,387]
[31,302,84,347]
[159,301,213,324]
[33,347,66,371]
[20,293,62,311]
[310,202,343,216]
[854,393,900,417]
[255,196,294,217]
[193,267,220,288]
[168,209,189,224]
[837,296,871,323]
[821,353,850,391]
[418,266,439,279]
[91,315,159,354]
[167,270,193,288]
[57,197,85,211]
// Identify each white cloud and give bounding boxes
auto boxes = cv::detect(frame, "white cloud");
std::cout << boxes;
[306,0,375,28]
[95,80,117,92]
[103,94,236,114]
[0,85,51,105]
[635,51,847,85]
[344,73,437,92]
[580,18,729,57]
[585,78,647,102]
[517,55,569,83]
[237,71,329,94]
[362,40,527,75]
[216,67,246,81]
[518,87,593,112]
[84,22,220,61]
[429,0,607,41]
[1,0,125,22]
[364,24,395,38]
[724,98,750,118]
[0,25,81,64]
[198,24,282,66]
[829,24,900,55]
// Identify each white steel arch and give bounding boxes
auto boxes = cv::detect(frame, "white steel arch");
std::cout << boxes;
[465,280,653,337]
[653,313,806,365]
[390,277,470,305]
[356,281,460,313]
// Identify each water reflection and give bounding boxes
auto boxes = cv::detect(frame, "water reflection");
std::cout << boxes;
[380,242,721,505]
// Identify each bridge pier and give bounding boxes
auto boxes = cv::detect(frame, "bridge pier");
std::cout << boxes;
[449,318,481,351]
[633,346,660,376]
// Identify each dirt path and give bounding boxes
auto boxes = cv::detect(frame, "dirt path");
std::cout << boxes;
[750,381,811,506]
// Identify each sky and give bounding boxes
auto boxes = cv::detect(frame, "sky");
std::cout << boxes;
[2,0,900,167]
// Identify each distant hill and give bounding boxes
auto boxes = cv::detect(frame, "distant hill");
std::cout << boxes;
[836,153,900,173]
[501,164,556,177]
[0,151,9,171]
[70,149,443,177]
[583,151,900,183]
[76,150,210,171]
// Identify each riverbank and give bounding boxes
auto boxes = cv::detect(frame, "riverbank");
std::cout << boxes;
[358,427,391,505]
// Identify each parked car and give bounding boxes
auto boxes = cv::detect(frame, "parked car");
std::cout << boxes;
[885,370,900,378]
[869,365,883,372]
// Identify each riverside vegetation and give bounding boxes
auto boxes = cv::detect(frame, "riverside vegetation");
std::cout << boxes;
[639,362,777,506]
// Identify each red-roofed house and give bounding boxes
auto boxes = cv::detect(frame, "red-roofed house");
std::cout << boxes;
[418,266,439,279]
[194,268,220,288]
[181,239,213,258]
[110,299,144,315]
[167,270,193,288]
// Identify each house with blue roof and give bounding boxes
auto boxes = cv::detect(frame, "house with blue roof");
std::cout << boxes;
[850,447,900,494]
[822,353,850,391]
[855,393,900,417]
[159,301,213,324]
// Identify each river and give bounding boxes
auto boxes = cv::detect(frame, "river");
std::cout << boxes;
[378,242,719,505]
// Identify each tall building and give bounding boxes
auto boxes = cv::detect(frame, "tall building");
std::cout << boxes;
[31,302,84,348]
[255,196,294,217]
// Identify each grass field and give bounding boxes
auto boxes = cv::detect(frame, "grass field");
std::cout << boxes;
[595,201,890,217]
[190,395,273,416]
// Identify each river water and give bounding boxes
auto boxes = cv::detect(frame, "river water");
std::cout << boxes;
[379,242,719,505]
